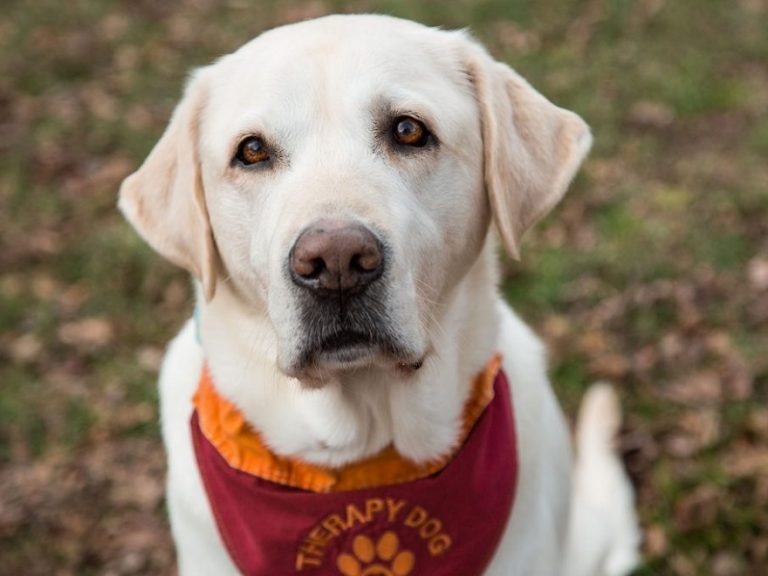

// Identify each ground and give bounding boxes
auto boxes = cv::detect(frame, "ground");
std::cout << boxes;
[1,1,766,574]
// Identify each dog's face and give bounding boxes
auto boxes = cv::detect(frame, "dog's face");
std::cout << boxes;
[199,18,488,379]
[120,15,591,384]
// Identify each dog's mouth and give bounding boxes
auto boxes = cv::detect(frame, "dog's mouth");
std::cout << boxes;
[317,330,377,364]
[283,279,425,383]
[300,327,419,370]
[286,323,425,384]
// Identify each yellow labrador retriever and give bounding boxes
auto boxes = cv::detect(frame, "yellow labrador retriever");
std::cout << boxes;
[120,14,639,576]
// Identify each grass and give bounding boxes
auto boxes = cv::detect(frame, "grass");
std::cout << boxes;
[1,0,767,574]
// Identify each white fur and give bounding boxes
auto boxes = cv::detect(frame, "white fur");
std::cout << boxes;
[123,14,639,575]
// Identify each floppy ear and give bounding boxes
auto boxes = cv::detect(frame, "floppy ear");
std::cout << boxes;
[118,68,218,300]
[464,42,592,259]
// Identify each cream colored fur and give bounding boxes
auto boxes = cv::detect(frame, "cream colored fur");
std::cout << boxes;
[119,14,639,575]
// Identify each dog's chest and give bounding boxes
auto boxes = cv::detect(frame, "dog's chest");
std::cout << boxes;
[191,368,519,576]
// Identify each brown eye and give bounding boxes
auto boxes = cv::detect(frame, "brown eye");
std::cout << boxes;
[392,116,430,147]
[236,136,270,165]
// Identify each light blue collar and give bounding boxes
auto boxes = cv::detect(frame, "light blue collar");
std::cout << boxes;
[194,306,202,345]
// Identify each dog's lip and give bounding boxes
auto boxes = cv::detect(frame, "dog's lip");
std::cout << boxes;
[286,330,426,383]
[285,330,378,379]
[313,330,380,370]
[318,330,373,353]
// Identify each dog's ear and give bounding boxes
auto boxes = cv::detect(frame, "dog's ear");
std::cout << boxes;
[118,68,218,300]
[464,41,592,259]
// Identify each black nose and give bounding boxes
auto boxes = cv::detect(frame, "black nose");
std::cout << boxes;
[289,220,384,296]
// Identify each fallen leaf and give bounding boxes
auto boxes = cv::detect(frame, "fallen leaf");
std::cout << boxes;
[723,447,768,477]
[674,484,720,531]
[589,354,630,379]
[9,333,42,364]
[491,21,542,53]
[712,552,745,576]
[747,257,768,291]
[137,346,163,371]
[58,317,114,349]
[628,101,676,128]
[645,523,668,557]
[747,408,768,440]
[666,409,721,457]
[665,371,722,404]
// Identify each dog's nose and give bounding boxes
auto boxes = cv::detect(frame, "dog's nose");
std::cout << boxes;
[289,221,384,295]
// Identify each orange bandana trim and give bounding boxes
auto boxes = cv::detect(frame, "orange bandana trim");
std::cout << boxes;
[193,354,502,493]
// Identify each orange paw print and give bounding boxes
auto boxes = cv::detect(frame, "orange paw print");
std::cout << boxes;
[336,531,415,576]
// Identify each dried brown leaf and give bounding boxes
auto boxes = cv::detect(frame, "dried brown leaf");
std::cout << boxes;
[58,317,115,349]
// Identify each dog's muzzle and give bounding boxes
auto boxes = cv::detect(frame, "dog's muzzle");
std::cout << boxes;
[286,220,411,372]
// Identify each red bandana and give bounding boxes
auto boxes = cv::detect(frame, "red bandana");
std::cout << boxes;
[190,358,518,575]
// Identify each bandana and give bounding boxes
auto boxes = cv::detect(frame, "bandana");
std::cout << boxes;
[191,356,518,575]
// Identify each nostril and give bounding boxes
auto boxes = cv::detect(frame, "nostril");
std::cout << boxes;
[301,257,326,280]
[291,240,327,279]
[352,251,382,274]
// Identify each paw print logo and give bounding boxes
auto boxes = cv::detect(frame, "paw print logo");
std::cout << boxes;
[336,531,415,576]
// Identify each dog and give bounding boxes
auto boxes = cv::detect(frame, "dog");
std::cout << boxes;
[119,14,640,576]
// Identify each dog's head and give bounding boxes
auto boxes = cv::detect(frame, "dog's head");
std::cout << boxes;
[119,15,590,383]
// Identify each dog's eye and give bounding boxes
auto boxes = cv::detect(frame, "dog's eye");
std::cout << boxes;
[235,136,270,165]
[392,116,431,147]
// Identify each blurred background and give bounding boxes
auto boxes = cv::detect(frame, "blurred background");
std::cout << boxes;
[1,0,766,574]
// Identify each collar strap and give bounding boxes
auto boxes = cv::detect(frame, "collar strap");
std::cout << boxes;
[193,354,502,493]
[193,306,202,345]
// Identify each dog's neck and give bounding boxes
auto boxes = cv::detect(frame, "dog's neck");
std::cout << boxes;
[196,237,501,468]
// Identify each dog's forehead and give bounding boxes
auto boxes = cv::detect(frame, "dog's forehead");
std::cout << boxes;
[203,15,473,135]
[234,15,464,83]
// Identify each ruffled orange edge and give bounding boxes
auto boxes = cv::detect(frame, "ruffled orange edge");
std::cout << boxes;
[193,354,502,493]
